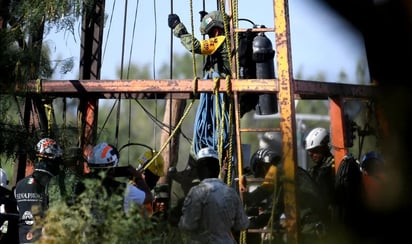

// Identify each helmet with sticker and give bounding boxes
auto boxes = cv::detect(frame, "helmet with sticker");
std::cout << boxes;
[200,11,229,35]
[88,142,119,168]
[35,138,63,160]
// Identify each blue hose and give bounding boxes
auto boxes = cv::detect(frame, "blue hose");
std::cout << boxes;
[192,71,231,158]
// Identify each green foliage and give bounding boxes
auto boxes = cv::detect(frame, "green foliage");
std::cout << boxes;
[0,95,36,158]
[10,0,83,34]
[0,0,84,90]
[39,176,186,244]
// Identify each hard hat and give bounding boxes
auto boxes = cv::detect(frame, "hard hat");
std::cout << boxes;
[88,142,119,168]
[35,138,63,160]
[196,147,218,161]
[304,127,330,150]
[137,150,165,177]
[259,132,282,151]
[34,138,63,176]
[0,168,8,187]
[250,148,281,177]
[200,11,228,35]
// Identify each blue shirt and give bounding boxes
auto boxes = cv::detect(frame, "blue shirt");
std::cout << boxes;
[123,183,146,212]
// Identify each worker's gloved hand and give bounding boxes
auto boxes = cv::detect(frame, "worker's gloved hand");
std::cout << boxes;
[199,11,208,21]
[168,14,181,29]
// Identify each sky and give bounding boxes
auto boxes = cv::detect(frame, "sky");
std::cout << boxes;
[44,0,370,83]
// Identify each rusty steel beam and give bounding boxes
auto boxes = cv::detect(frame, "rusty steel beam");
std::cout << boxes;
[78,0,105,152]
[275,0,299,242]
[329,97,348,171]
[294,79,377,99]
[17,79,377,100]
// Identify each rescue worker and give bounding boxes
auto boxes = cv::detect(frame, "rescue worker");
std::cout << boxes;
[47,147,86,207]
[168,10,237,216]
[86,142,125,198]
[135,150,167,217]
[85,142,152,216]
[168,10,234,157]
[86,143,147,209]
[244,148,325,243]
[14,138,63,243]
[168,10,231,80]
[178,147,249,243]
[0,168,18,243]
[304,127,335,226]
[123,169,153,216]
[123,175,147,214]
[136,150,165,190]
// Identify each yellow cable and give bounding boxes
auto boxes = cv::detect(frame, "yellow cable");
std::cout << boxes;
[212,77,223,171]
[219,1,233,74]
[143,99,195,171]
[44,102,53,136]
[192,77,198,96]
[36,79,42,93]
[189,0,198,80]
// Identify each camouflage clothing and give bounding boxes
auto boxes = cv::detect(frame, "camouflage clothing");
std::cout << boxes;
[179,178,249,244]
[172,22,231,77]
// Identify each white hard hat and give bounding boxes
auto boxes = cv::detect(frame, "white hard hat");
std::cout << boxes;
[88,142,119,168]
[304,127,330,150]
[196,147,218,161]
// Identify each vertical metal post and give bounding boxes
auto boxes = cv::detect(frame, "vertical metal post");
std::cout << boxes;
[78,0,105,152]
[329,97,347,171]
[274,0,299,243]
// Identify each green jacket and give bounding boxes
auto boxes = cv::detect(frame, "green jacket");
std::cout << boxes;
[173,22,231,78]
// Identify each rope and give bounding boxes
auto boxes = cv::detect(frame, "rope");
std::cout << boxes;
[143,99,196,171]
[125,1,139,162]
[119,0,128,80]
[128,100,132,164]
[127,1,140,79]
[44,101,53,136]
[102,0,117,62]
[36,79,42,93]
[114,97,121,148]
[189,0,198,79]
[231,0,240,78]
[62,98,66,146]
[95,100,118,143]
[213,77,222,166]
[219,1,233,74]
[221,2,244,242]
[192,77,199,96]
